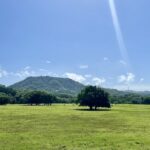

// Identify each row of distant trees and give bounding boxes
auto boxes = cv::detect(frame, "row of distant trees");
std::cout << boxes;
[109,94,150,104]
[0,85,111,109]
[1,84,150,109]
[0,85,57,105]
[0,85,76,105]
[0,91,56,105]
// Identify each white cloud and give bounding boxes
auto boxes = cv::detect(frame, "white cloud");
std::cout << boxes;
[79,65,89,69]
[39,68,49,72]
[0,68,8,78]
[119,60,127,66]
[104,57,109,61]
[140,78,144,82]
[64,73,86,83]
[24,66,31,70]
[92,77,106,86]
[15,71,36,78]
[84,74,92,78]
[38,69,53,76]
[118,73,135,84]
[13,67,36,78]
[46,60,51,64]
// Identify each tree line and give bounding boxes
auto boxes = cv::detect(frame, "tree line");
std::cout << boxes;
[0,85,56,105]
[0,84,150,107]
[0,84,78,105]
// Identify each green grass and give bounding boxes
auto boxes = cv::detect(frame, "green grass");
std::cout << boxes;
[0,104,150,150]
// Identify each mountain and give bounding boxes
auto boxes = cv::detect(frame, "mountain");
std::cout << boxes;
[9,76,150,98]
[9,76,85,95]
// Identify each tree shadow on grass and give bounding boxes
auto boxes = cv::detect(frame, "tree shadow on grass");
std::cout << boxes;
[74,108,111,112]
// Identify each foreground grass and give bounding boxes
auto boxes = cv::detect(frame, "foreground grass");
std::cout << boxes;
[0,104,150,150]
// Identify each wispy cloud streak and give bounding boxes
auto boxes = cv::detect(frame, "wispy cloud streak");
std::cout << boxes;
[108,0,130,67]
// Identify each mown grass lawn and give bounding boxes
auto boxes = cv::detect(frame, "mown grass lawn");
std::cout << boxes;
[0,104,150,150]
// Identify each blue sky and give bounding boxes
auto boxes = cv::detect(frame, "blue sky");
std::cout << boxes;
[0,0,150,91]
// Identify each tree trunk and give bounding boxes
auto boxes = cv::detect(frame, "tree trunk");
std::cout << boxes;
[95,106,97,110]
[90,106,93,110]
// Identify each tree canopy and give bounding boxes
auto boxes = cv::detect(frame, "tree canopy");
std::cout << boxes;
[77,86,111,110]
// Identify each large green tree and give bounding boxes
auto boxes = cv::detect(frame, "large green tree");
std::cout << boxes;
[78,86,110,110]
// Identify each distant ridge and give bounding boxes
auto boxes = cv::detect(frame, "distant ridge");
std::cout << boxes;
[9,76,150,97]
[9,76,85,95]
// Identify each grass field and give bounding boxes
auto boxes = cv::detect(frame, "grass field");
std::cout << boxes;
[0,104,150,150]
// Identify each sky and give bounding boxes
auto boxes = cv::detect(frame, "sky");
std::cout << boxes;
[0,0,150,91]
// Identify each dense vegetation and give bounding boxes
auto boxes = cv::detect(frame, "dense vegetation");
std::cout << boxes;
[78,86,110,110]
[0,93,12,105]
[1,76,150,105]
[0,85,16,105]
[10,76,84,95]
[25,91,56,105]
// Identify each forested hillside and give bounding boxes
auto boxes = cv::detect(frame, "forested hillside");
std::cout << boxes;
[0,76,150,104]
[10,76,85,95]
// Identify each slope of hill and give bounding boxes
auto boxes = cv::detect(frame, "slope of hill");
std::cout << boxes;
[9,76,150,103]
[9,76,85,95]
